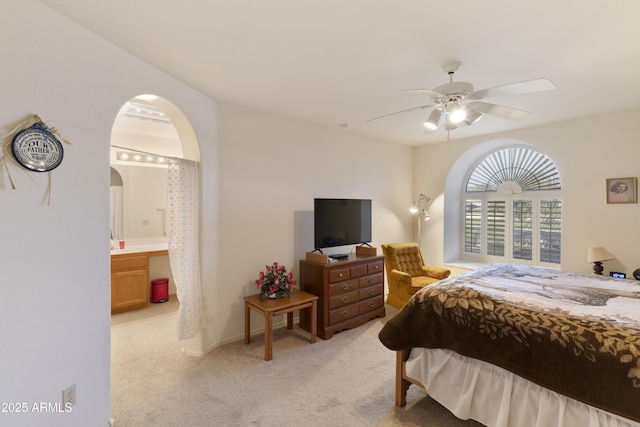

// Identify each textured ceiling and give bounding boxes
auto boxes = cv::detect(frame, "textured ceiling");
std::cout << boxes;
[38,0,640,145]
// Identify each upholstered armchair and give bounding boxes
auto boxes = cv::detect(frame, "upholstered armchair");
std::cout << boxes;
[381,242,451,308]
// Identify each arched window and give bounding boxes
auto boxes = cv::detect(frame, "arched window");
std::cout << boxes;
[462,146,561,265]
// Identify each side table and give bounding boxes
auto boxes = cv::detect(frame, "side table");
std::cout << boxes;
[244,288,318,361]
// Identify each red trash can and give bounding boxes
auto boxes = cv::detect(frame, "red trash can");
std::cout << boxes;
[151,278,169,303]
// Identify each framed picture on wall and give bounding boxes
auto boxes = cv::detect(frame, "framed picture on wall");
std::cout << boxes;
[606,177,637,204]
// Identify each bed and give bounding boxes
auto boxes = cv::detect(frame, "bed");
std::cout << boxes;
[378,263,640,427]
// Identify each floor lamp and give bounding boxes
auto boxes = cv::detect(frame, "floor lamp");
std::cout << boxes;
[410,194,432,248]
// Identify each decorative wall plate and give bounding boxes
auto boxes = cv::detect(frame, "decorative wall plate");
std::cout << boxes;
[11,123,64,172]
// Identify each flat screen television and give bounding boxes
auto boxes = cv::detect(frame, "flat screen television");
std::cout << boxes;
[314,198,372,250]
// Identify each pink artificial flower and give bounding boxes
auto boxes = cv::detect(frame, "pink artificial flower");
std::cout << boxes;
[286,283,292,289]
[269,285,276,293]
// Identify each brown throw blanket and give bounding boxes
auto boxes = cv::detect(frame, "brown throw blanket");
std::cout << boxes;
[379,263,640,422]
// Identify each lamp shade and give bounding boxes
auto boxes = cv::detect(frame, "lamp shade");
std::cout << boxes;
[587,246,615,263]
[448,103,466,124]
[424,109,442,130]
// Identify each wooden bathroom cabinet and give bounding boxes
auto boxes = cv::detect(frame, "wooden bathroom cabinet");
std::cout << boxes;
[111,253,151,314]
[110,248,169,314]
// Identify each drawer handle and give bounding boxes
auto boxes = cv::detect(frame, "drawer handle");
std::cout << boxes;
[338,273,343,278]
[341,296,349,304]
[369,301,375,308]
[368,288,375,296]
[374,265,379,270]
[342,310,349,317]
[368,277,375,284]
[341,283,349,290]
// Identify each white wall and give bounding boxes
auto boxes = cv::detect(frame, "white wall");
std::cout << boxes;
[0,2,216,426]
[414,109,640,277]
[206,102,413,349]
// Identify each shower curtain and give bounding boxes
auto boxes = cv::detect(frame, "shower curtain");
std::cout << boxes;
[109,186,124,240]
[166,158,204,341]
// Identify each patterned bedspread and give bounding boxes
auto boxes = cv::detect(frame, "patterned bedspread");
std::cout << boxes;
[378,263,640,422]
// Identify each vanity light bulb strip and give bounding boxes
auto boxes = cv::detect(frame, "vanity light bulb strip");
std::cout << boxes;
[116,151,167,164]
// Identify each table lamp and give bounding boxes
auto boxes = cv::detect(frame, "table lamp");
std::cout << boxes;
[587,246,615,275]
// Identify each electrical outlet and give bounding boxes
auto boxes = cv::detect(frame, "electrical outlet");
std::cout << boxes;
[62,384,76,407]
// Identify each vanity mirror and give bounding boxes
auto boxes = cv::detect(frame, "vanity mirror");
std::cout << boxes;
[109,164,168,241]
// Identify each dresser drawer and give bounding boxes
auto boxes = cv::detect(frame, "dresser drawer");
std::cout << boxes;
[328,304,360,325]
[329,290,359,310]
[359,296,385,314]
[111,254,148,271]
[358,272,383,288]
[328,267,350,283]
[349,264,367,278]
[367,260,383,274]
[328,278,358,296]
[358,283,383,300]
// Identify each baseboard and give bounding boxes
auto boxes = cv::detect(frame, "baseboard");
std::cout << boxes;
[185,316,295,357]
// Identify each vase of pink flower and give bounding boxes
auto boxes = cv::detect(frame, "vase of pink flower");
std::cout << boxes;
[255,261,297,299]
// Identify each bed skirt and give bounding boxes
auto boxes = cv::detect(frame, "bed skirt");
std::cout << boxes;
[406,348,640,427]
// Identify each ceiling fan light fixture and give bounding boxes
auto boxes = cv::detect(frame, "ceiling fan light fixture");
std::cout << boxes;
[448,102,466,124]
[423,109,442,130]
[464,106,482,126]
[445,120,458,131]
[365,61,556,136]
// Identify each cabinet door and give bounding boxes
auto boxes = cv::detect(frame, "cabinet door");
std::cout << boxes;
[111,269,149,313]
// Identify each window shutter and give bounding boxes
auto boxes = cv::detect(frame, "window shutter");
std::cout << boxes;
[487,200,505,256]
[540,199,562,263]
[464,199,482,254]
[512,200,533,261]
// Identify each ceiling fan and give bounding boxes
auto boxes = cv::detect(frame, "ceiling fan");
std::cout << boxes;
[367,61,556,132]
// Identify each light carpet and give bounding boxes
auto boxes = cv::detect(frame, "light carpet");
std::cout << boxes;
[111,298,484,426]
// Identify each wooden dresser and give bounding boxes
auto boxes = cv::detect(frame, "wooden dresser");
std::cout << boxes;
[299,254,385,339]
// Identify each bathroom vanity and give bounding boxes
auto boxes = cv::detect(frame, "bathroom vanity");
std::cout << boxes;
[110,244,168,314]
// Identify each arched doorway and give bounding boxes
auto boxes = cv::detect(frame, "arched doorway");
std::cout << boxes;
[109,93,202,329]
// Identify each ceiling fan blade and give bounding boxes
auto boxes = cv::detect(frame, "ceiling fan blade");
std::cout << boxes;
[472,78,556,100]
[468,101,531,121]
[404,89,447,98]
[365,104,433,123]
